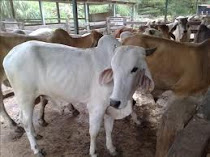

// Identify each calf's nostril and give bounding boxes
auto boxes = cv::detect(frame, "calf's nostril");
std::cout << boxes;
[110,99,121,108]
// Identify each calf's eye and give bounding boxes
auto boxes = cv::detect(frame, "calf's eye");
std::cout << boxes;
[131,67,138,73]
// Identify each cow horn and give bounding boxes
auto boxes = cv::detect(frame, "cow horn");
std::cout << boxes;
[145,47,157,56]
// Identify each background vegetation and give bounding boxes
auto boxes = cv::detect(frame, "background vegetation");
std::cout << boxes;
[0,0,210,24]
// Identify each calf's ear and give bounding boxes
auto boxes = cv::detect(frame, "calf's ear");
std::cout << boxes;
[99,68,113,85]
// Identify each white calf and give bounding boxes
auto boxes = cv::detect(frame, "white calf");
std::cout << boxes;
[3,35,155,157]
[171,17,191,42]
[120,31,134,42]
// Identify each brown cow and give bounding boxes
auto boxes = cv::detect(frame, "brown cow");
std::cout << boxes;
[0,33,47,134]
[48,28,103,48]
[194,24,210,43]
[0,30,103,136]
[123,34,210,97]
[155,25,176,40]
[142,24,176,40]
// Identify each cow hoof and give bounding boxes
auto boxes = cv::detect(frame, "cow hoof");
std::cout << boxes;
[108,147,118,156]
[90,154,97,157]
[72,109,80,117]
[38,119,48,127]
[37,149,46,157]
[15,126,25,134]
[35,134,43,140]
[9,126,25,140]
[110,150,118,156]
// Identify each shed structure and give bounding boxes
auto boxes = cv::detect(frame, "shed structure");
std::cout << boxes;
[2,0,136,34]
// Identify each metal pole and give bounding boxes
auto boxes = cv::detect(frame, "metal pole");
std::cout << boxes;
[9,0,15,19]
[72,0,79,34]
[195,0,199,15]
[56,2,61,23]
[113,4,116,16]
[164,0,169,22]
[39,0,45,25]
[131,5,135,21]
[84,2,90,31]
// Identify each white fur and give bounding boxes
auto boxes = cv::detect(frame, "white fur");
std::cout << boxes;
[120,31,134,42]
[173,17,191,42]
[3,36,152,157]
[29,28,53,38]
[110,46,154,109]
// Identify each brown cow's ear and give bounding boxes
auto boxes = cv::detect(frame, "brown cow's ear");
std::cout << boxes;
[99,68,113,85]
[169,32,176,40]
[170,23,178,33]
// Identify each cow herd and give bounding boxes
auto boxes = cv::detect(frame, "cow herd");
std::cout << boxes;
[1,15,210,157]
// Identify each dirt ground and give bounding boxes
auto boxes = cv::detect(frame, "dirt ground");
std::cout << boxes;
[0,87,170,157]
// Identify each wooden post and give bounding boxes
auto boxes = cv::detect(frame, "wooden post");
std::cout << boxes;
[167,119,210,157]
[155,97,198,157]
[56,2,61,23]
[9,0,15,19]
[167,89,210,157]
[39,0,45,25]
[72,0,79,34]
[164,0,169,22]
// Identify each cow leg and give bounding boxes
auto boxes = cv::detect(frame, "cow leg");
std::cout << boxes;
[67,103,80,116]
[0,85,24,135]
[88,105,105,157]
[18,96,45,157]
[104,114,117,156]
[38,96,48,127]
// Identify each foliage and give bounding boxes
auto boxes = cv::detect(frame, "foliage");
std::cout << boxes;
[0,1,13,20]
[137,0,210,18]
[116,4,133,16]
[137,0,165,16]
[0,1,40,20]
[89,4,110,14]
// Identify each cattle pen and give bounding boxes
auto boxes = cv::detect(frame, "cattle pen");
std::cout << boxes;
[1,0,210,157]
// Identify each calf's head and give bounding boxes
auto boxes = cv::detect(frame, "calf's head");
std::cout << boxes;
[99,46,156,109]
[171,17,190,41]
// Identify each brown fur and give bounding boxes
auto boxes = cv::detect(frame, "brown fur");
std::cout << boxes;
[123,34,210,96]
[48,29,103,48]
[156,25,175,40]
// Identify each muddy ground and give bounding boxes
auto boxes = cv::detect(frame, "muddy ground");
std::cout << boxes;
[0,87,170,157]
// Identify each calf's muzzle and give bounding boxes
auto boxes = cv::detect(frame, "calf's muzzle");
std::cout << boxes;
[110,99,121,109]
